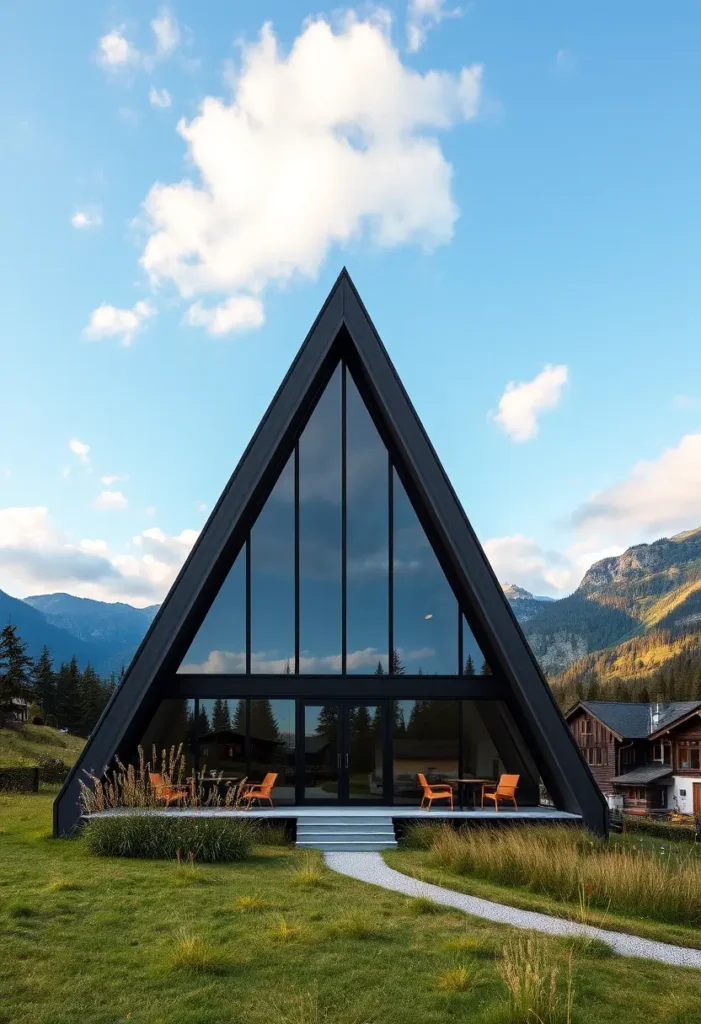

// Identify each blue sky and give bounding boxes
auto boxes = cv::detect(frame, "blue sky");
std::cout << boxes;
[0,0,699,607]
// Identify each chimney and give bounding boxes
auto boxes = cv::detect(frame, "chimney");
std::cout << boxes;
[650,702,664,731]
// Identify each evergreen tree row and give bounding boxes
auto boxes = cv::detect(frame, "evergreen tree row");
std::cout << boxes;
[0,623,121,737]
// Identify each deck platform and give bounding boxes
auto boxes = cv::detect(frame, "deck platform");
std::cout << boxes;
[87,805,581,823]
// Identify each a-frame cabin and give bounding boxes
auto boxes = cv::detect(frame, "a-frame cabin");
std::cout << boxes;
[54,270,607,836]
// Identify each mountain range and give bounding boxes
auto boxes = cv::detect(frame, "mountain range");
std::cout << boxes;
[2,527,701,691]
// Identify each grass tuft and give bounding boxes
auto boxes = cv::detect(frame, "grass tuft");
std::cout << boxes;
[443,935,493,957]
[168,928,230,973]
[268,915,300,943]
[331,911,378,940]
[290,852,325,888]
[234,894,270,913]
[406,895,441,916]
[498,935,575,1024]
[436,965,476,992]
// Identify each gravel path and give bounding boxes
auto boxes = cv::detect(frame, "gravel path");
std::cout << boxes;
[325,851,701,969]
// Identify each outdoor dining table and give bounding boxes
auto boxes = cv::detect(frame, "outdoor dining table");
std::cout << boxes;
[444,777,495,809]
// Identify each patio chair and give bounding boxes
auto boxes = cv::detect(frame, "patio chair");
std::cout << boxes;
[149,772,191,807]
[241,772,278,809]
[417,773,453,811]
[481,774,520,811]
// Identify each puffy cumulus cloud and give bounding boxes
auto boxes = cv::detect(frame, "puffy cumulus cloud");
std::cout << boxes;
[69,438,90,465]
[180,643,435,674]
[571,434,701,545]
[185,295,265,336]
[149,86,172,108]
[96,27,140,69]
[93,490,128,511]
[0,507,198,606]
[406,0,462,53]
[492,364,569,443]
[71,208,102,229]
[139,14,482,324]
[83,299,155,346]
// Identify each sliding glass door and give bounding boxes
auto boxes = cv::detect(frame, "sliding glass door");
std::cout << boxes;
[299,701,387,804]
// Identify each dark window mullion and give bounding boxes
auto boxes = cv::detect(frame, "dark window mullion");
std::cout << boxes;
[294,443,300,675]
[388,460,394,675]
[458,608,463,676]
[245,698,251,779]
[341,364,347,675]
[193,698,200,780]
[245,537,251,675]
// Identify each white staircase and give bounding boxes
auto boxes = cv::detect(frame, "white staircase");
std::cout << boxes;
[295,814,397,852]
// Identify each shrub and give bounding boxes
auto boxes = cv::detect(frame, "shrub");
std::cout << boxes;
[623,814,697,844]
[83,813,259,862]
[37,757,70,784]
[0,767,39,793]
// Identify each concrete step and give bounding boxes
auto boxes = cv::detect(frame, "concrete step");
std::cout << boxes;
[297,840,397,852]
[294,827,392,835]
[299,818,394,827]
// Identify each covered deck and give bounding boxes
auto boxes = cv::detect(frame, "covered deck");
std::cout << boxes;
[85,804,581,823]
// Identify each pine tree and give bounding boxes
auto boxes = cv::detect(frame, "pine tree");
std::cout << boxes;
[232,699,246,735]
[374,660,385,676]
[480,659,492,676]
[212,698,231,732]
[0,624,34,709]
[250,699,281,741]
[463,654,475,676]
[55,657,82,734]
[198,704,210,736]
[79,664,108,737]
[390,649,405,675]
[31,646,56,724]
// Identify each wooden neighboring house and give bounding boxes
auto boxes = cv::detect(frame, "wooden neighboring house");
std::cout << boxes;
[565,700,701,814]
[0,696,29,726]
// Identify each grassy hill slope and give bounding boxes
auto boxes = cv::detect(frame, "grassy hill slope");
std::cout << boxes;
[0,724,85,768]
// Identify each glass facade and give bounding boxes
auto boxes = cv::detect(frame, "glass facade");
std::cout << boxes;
[250,455,295,674]
[299,366,343,672]
[139,698,196,778]
[176,363,489,677]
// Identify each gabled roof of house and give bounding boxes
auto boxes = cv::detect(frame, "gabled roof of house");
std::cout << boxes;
[566,701,701,740]
[611,764,673,786]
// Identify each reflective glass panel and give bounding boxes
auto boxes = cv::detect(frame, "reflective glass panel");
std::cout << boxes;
[346,371,389,674]
[299,366,342,672]
[303,703,340,800]
[198,699,246,778]
[393,472,458,674]
[461,701,540,806]
[250,455,295,673]
[138,699,196,779]
[462,615,488,675]
[177,550,245,674]
[249,699,295,804]
[393,699,459,804]
[348,703,383,800]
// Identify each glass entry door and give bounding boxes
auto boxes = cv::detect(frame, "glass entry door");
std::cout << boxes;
[299,701,387,804]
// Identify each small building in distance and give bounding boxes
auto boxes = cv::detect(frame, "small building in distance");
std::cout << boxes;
[565,700,701,815]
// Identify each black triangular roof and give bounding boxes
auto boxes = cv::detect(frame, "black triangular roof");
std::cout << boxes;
[55,269,607,835]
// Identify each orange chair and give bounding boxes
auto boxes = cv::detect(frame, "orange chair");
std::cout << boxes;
[241,772,278,809]
[149,772,191,806]
[481,774,520,811]
[417,773,454,812]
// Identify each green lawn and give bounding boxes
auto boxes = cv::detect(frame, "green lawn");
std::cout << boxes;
[0,724,85,768]
[386,830,701,950]
[2,794,701,1023]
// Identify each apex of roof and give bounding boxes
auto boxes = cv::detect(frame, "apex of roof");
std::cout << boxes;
[573,701,701,739]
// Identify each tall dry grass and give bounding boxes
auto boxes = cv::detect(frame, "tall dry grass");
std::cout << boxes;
[423,824,701,927]
[499,935,574,1024]
[79,744,244,813]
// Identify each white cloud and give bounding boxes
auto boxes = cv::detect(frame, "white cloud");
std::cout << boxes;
[492,364,569,443]
[196,502,207,512]
[71,208,102,229]
[149,86,172,108]
[185,295,265,336]
[0,506,198,606]
[83,299,155,346]
[139,14,482,325]
[69,438,90,465]
[94,490,128,511]
[100,474,125,486]
[407,0,462,53]
[672,394,698,410]
[97,28,140,69]
[554,48,576,76]
[571,433,701,544]
[151,8,180,56]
